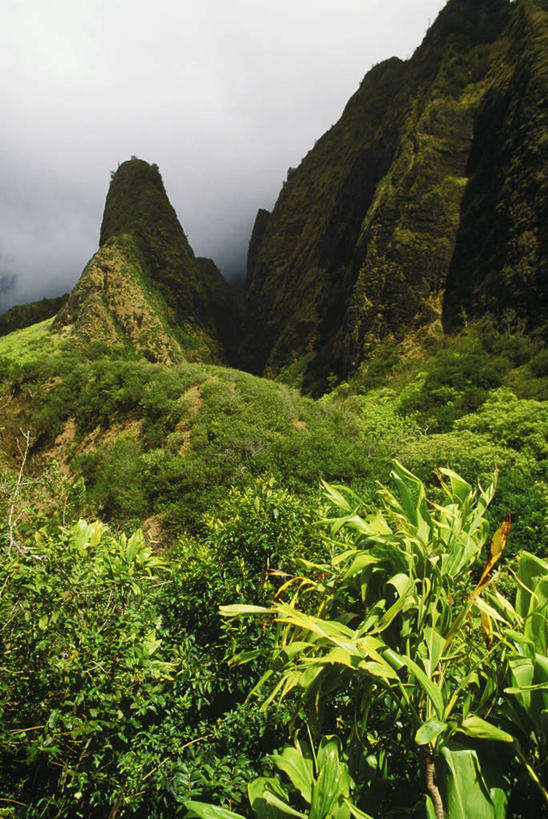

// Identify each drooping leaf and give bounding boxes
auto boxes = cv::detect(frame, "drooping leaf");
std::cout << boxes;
[478,516,511,588]
[248,777,290,819]
[458,715,513,743]
[263,790,307,818]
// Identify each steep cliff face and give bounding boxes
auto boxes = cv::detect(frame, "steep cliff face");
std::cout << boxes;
[242,0,546,389]
[442,0,548,330]
[55,159,239,364]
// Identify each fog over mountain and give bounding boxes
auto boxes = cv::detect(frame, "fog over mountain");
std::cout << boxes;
[0,0,445,312]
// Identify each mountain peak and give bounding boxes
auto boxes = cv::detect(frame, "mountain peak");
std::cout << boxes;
[55,158,239,364]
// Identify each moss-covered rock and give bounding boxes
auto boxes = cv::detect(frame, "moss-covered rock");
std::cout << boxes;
[242,0,546,390]
[55,158,240,364]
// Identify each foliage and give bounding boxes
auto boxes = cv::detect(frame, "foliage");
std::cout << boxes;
[187,735,373,819]
[0,474,330,816]
[0,520,175,815]
[0,319,63,367]
[0,295,68,338]
[219,464,548,817]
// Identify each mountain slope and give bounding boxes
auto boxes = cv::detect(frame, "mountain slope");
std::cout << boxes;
[242,0,547,390]
[54,159,239,364]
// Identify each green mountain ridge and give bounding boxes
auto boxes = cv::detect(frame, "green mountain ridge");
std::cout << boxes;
[54,159,240,365]
[242,0,547,391]
[1,1,546,388]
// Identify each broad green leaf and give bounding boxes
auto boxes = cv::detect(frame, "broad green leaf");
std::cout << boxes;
[321,481,353,513]
[310,647,355,669]
[425,795,437,819]
[459,715,513,743]
[345,801,375,819]
[38,614,49,630]
[439,745,507,819]
[525,576,548,655]
[358,660,399,680]
[220,604,271,617]
[332,549,361,567]
[126,529,144,561]
[422,627,445,676]
[249,777,289,819]
[387,572,414,598]
[263,791,307,818]
[185,801,246,819]
[515,552,548,620]
[342,553,379,579]
[270,744,313,802]
[438,468,472,505]
[390,461,431,543]
[415,719,447,746]
[310,741,349,818]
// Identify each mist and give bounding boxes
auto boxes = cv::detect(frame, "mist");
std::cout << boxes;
[0,0,446,311]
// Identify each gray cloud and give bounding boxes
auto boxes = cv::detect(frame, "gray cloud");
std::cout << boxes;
[1,0,446,310]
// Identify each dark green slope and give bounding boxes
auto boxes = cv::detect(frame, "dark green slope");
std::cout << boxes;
[242,0,546,390]
[443,0,548,331]
[242,55,407,379]
[0,294,68,337]
[55,159,239,364]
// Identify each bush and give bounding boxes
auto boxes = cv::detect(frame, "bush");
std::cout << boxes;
[0,520,174,815]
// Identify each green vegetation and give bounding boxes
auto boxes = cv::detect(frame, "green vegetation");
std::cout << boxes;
[2,447,545,817]
[0,311,545,818]
[0,295,68,337]
[0,475,322,816]
[0,318,64,365]
[0,3,545,814]
[190,464,548,819]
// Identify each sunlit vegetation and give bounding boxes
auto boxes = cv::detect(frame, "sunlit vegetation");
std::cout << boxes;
[0,454,546,816]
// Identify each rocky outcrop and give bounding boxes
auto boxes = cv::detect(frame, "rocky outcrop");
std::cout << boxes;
[242,0,547,390]
[55,159,239,364]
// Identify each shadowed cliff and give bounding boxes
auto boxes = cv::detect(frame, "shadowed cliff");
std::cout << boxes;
[242,0,547,391]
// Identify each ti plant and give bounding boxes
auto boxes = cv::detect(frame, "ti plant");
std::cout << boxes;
[218,463,546,817]
[186,734,373,819]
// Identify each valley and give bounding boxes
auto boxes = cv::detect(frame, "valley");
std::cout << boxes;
[0,0,546,816]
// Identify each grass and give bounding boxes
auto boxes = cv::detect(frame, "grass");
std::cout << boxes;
[0,318,63,365]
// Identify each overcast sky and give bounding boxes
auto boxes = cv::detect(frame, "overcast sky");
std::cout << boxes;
[1,0,447,311]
